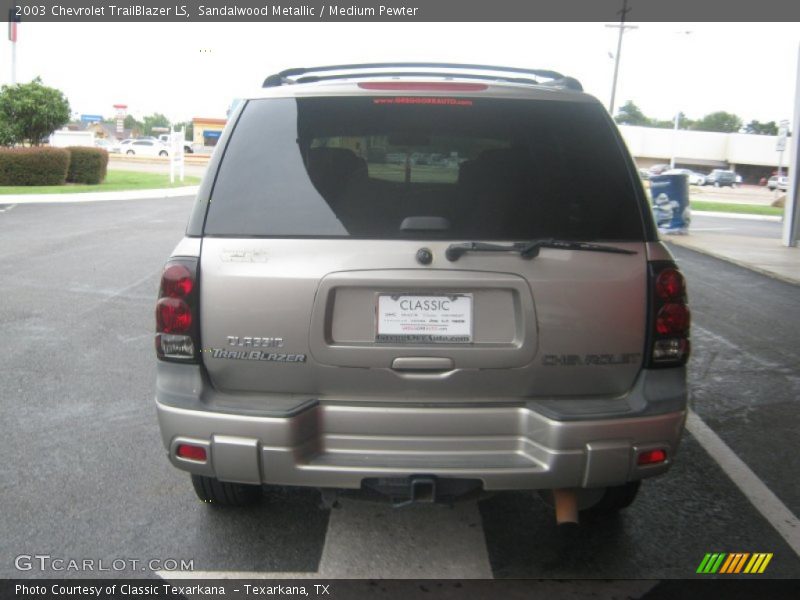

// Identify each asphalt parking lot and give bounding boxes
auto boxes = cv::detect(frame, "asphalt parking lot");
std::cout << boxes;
[0,197,798,583]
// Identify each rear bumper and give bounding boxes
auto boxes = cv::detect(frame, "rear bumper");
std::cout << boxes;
[155,364,687,491]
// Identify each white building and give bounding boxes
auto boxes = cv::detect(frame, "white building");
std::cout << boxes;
[618,125,788,183]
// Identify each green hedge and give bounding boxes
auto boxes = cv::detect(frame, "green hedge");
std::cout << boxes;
[0,147,70,186]
[66,146,108,184]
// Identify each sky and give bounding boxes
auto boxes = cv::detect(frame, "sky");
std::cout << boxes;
[1,22,798,126]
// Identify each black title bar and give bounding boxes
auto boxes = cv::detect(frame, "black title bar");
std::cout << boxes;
[1,0,800,22]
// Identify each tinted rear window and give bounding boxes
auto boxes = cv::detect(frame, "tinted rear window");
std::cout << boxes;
[204,96,645,240]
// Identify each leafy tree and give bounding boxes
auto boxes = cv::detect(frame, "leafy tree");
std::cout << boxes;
[690,111,743,133]
[0,118,15,146]
[0,77,70,146]
[744,120,778,135]
[123,115,144,135]
[614,101,650,126]
[142,113,170,136]
[649,112,695,130]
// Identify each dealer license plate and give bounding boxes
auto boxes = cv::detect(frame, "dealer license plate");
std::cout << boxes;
[376,294,473,343]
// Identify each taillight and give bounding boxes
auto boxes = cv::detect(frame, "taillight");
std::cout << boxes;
[176,443,207,462]
[646,261,690,367]
[637,448,667,466]
[155,258,199,362]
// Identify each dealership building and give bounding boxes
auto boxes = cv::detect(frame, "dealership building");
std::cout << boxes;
[619,125,789,183]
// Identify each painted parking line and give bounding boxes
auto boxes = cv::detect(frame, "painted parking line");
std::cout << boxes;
[165,497,493,580]
[686,410,800,557]
[315,497,492,578]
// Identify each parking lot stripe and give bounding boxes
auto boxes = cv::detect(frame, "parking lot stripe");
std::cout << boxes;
[315,497,493,578]
[686,410,800,557]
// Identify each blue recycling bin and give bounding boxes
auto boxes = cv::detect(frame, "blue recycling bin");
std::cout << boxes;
[650,174,691,234]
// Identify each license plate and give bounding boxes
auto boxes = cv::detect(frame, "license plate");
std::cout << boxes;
[376,294,473,343]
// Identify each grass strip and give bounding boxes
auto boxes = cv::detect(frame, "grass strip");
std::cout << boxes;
[0,170,201,195]
[690,201,783,216]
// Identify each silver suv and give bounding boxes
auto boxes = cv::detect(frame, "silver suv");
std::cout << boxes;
[155,63,690,523]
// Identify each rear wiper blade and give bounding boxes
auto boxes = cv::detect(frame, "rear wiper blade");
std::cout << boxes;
[445,239,637,261]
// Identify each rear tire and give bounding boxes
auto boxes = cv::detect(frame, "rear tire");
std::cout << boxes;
[159,150,168,157]
[191,474,262,506]
[581,481,640,517]
[126,150,134,155]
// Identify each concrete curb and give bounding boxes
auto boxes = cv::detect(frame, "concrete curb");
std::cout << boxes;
[692,210,782,222]
[665,239,799,286]
[0,186,199,204]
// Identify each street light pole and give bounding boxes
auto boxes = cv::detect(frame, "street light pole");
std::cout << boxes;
[670,31,692,170]
[606,0,637,115]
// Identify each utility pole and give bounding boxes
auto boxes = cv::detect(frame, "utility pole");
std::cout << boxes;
[8,9,19,84]
[606,0,638,116]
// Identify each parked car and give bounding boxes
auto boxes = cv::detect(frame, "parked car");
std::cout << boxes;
[704,169,737,187]
[158,133,195,154]
[94,139,116,153]
[154,63,689,523]
[663,168,706,186]
[768,176,789,192]
[124,139,169,157]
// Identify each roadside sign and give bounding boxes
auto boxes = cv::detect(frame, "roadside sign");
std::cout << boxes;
[776,120,789,151]
[80,114,103,123]
[113,104,127,135]
[170,128,185,184]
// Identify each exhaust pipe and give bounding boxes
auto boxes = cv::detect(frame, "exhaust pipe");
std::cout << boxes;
[553,488,579,525]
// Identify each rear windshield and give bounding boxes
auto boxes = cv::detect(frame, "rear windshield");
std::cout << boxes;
[204,96,645,240]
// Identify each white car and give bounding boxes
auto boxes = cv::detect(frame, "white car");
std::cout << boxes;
[94,139,117,153]
[124,139,170,157]
[664,168,706,186]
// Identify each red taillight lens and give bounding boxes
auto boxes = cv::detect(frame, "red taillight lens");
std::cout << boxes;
[176,444,207,462]
[156,297,192,333]
[638,449,667,466]
[655,268,685,301]
[161,264,193,298]
[648,262,690,367]
[656,303,691,335]
[156,258,198,362]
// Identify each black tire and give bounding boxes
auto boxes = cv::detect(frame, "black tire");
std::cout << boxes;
[581,481,640,517]
[126,150,135,155]
[191,474,262,506]
[159,150,168,157]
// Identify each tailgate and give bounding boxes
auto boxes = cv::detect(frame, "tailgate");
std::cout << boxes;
[199,238,647,399]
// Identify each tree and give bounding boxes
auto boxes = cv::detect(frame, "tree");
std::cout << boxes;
[123,115,144,135]
[649,112,695,130]
[614,101,650,126]
[142,113,170,136]
[690,111,743,133]
[744,120,778,135]
[0,77,70,146]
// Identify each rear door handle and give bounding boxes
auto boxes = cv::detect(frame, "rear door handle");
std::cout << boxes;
[391,357,454,371]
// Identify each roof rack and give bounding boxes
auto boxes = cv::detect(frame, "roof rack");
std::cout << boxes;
[262,62,583,92]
